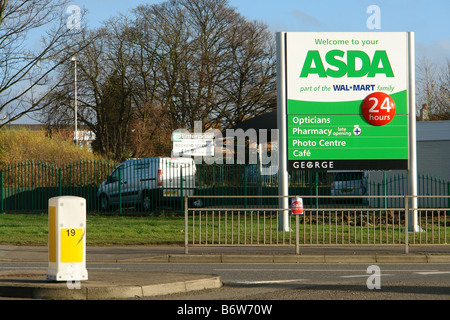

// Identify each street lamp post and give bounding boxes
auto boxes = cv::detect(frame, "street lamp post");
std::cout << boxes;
[71,56,78,145]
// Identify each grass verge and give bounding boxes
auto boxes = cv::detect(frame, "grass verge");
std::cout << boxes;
[0,213,185,246]
[1,212,447,246]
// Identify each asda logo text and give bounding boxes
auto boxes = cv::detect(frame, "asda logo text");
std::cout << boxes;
[300,50,394,78]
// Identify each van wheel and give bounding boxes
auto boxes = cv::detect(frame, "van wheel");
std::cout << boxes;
[100,194,109,211]
[193,199,203,208]
[141,191,152,212]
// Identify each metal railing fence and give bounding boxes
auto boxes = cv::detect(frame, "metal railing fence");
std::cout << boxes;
[184,195,450,253]
[0,160,116,213]
[0,159,197,215]
[0,160,448,215]
[195,164,450,209]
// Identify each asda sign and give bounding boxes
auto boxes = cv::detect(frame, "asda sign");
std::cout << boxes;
[300,50,394,78]
[278,32,414,171]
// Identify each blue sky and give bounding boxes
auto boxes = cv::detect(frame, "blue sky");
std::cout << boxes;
[12,0,449,123]
[71,0,449,65]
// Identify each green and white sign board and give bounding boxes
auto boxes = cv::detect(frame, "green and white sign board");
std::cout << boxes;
[279,32,413,171]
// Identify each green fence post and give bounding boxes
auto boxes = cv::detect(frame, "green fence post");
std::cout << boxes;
[377,182,381,208]
[58,168,62,196]
[118,166,122,215]
[383,171,387,209]
[448,182,450,209]
[315,171,319,209]
[213,164,216,207]
[244,165,247,209]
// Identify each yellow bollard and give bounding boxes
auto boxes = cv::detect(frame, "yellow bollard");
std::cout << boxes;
[47,196,88,282]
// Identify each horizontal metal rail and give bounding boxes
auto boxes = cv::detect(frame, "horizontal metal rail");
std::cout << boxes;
[184,195,450,254]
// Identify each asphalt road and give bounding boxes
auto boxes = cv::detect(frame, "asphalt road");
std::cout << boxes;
[2,261,449,300]
[122,262,450,300]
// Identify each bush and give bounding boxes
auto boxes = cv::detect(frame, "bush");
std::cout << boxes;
[0,129,105,168]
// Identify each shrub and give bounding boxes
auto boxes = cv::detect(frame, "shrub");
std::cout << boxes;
[0,129,105,168]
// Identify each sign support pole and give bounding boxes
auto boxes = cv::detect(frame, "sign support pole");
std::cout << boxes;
[295,215,299,254]
[408,32,419,232]
[277,32,290,232]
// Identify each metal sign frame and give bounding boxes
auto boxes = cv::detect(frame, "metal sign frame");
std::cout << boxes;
[277,32,418,231]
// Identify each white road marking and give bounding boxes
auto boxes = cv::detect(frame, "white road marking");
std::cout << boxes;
[340,274,393,278]
[0,267,45,269]
[0,267,121,270]
[215,268,439,272]
[415,271,450,275]
[234,279,308,285]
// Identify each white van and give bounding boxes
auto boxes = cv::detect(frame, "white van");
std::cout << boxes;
[97,157,196,211]
[330,171,370,204]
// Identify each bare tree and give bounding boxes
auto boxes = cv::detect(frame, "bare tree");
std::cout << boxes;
[39,0,277,160]
[217,19,276,127]
[137,0,192,130]
[135,0,276,131]
[416,58,450,119]
[40,20,137,161]
[179,0,240,130]
[0,0,83,126]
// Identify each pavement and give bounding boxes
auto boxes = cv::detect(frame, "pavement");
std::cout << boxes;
[0,244,449,300]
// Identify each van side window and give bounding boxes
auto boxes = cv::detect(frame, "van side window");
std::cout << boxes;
[108,167,122,183]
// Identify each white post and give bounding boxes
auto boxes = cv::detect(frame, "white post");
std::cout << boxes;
[276,32,290,232]
[72,56,78,145]
[47,196,88,282]
[407,32,419,232]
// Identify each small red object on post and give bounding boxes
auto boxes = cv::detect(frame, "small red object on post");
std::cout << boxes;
[291,197,303,215]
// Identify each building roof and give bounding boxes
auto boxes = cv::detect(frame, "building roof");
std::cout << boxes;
[416,121,450,141]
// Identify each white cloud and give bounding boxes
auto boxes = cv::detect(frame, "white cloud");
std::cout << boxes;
[291,10,326,29]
